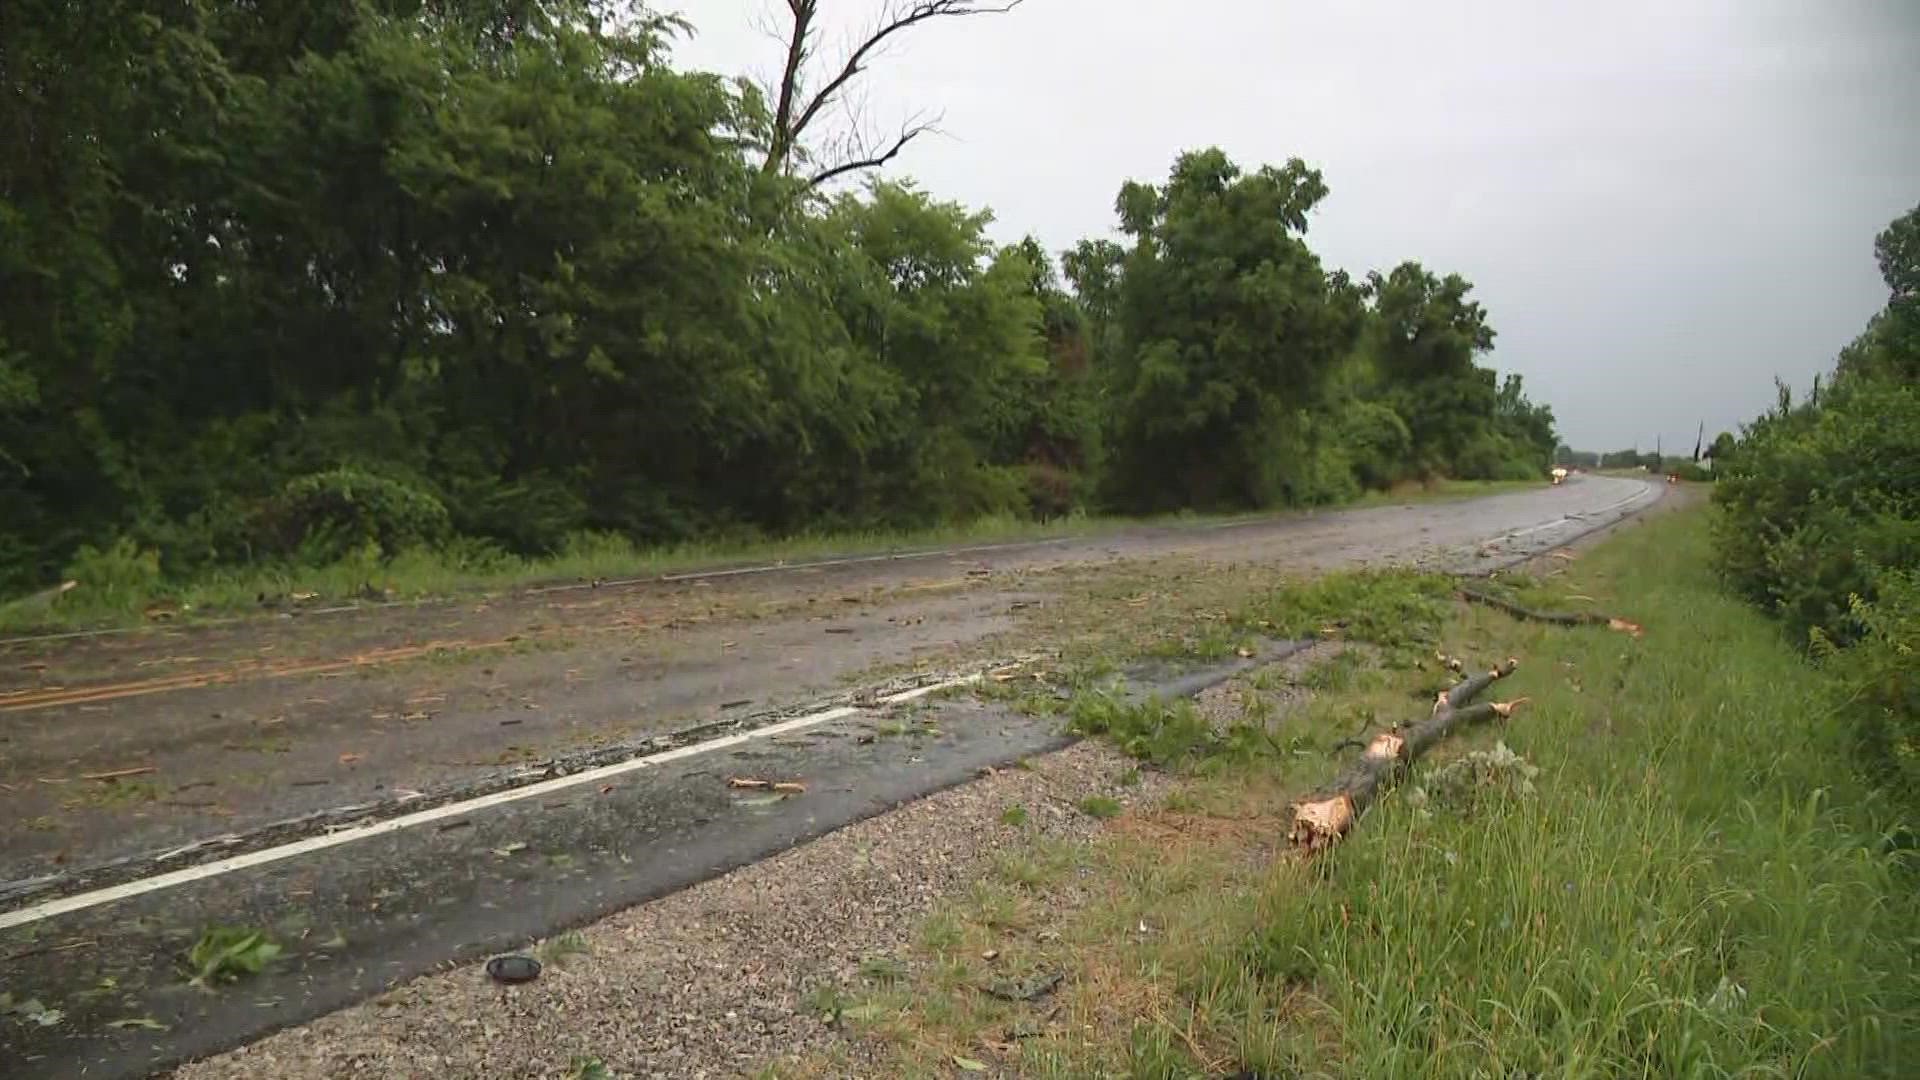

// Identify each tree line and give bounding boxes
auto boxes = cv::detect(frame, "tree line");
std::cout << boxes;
[1712,203,1920,796]
[0,0,1558,602]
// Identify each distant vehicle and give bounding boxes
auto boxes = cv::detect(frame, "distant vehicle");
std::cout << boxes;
[1550,466,1569,485]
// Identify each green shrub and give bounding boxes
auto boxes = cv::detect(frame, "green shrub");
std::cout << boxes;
[1712,205,1920,797]
[1332,398,1413,490]
[558,530,637,562]
[454,474,589,555]
[1824,567,1920,797]
[61,538,164,613]
[1021,461,1081,518]
[268,467,451,562]
[1713,377,1920,644]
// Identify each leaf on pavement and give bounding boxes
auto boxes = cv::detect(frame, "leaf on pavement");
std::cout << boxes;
[107,1016,169,1031]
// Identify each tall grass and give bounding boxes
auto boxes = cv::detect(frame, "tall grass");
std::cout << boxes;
[1184,510,1918,1077]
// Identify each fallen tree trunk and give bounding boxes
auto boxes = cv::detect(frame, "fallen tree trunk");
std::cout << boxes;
[1458,587,1643,638]
[1289,658,1524,851]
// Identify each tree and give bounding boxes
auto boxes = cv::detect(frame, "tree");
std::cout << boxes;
[757,0,1024,188]
[1099,149,1365,510]
[1705,431,1737,466]
[0,8,1574,611]
[1363,262,1527,478]
[1836,204,1920,384]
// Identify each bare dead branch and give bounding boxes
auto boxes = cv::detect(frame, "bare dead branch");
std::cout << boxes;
[762,0,818,174]
[759,0,1023,185]
[806,114,940,187]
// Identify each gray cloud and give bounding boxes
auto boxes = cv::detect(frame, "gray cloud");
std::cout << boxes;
[671,0,1920,451]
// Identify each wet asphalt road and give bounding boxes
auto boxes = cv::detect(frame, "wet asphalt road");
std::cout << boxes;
[2,686,1079,1077]
[0,476,1662,1077]
[0,474,1656,886]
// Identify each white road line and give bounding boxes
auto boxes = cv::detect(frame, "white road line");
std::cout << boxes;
[1493,482,1656,544]
[0,674,981,931]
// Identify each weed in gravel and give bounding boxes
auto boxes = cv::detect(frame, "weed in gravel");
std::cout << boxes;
[858,955,908,984]
[536,931,591,967]
[1068,689,1305,770]
[1076,795,1123,820]
[992,839,1084,890]
[1146,626,1249,663]
[1067,694,1216,765]
[963,883,1032,933]
[799,982,850,1023]
[920,911,966,952]
[1000,803,1030,827]
[184,927,282,989]
[565,1057,613,1080]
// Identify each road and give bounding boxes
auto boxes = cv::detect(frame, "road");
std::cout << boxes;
[0,474,1661,1077]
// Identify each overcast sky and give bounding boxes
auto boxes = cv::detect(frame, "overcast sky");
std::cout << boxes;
[668,0,1920,453]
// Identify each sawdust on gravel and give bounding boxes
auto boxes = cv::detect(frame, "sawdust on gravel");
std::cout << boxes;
[171,742,1168,1080]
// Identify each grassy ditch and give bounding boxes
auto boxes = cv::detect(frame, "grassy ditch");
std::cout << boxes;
[789,508,1919,1078]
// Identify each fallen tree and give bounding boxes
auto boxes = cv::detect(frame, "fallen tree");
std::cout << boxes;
[1289,658,1525,851]
[1459,587,1644,638]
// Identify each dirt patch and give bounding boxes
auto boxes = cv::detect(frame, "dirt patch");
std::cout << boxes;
[1108,808,1283,852]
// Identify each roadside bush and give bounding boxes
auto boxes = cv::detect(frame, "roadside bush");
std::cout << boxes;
[1331,398,1413,490]
[1713,377,1920,643]
[1822,568,1920,796]
[1713,205,1920,797]
[61,538,164,613]
[1022,462,1080,518]
[454,474,590,555]
[267,467,452,562]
